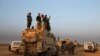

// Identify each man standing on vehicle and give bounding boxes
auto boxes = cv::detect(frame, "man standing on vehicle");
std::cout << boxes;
[27,12,32,29]
[36,13,42,29]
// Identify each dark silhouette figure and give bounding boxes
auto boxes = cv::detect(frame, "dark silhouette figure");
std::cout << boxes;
[36,13,42,22]
[43,15,47,23]
[27,12,32,29]
[31,26,34,29]
[67,41,75,55]
[36,13,42,29]
[61,41,67,54]
[43,15,51,31]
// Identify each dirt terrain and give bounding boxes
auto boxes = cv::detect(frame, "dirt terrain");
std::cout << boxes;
[0,44,100,56]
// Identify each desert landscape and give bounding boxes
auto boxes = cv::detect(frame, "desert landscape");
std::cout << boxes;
[0,43,100,56]
[0,0,100,56]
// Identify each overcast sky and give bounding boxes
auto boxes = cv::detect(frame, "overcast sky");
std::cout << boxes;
[0,0,100,43]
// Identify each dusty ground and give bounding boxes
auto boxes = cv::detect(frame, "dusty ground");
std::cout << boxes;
[0,44,100,56]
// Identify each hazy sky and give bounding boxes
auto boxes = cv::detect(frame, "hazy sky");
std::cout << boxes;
[0,0,100,43]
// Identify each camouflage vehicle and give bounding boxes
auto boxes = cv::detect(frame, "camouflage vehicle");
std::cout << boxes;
[22,28,56,56]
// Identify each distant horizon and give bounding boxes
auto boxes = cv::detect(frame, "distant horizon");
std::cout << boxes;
[0,34,100,44]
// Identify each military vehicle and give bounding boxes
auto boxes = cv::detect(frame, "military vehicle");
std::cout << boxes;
[21,26,56,56]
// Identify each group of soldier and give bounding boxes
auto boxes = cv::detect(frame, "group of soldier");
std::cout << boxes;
[26,12,78,55]
[56,38,78,55]
[27,12,51,32]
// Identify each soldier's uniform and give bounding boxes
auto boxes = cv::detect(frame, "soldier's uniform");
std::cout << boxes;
[27,13,32,29]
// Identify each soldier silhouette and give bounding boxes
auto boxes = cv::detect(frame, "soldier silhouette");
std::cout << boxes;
[36,13,42,30]
[43,15,51,32]
[27,12,32,29]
